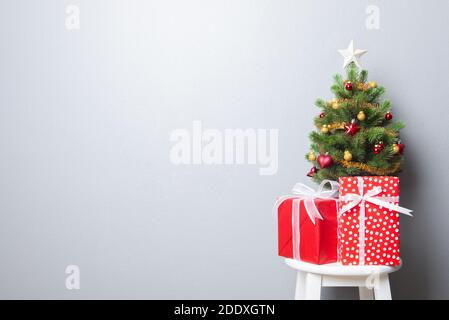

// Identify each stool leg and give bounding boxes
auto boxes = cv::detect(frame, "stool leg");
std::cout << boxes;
[359,287,374,300]
[294,271,307,300]
[304,273,322,300]
[374,274,392,300]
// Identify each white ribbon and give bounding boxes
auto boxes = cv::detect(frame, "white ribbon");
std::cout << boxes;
[292,199,301,260]
[339,177,413,265]
[275,179,339,225]
[275,180,339,261]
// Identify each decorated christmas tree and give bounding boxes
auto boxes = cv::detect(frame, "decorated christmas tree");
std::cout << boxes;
[306,41,405,183]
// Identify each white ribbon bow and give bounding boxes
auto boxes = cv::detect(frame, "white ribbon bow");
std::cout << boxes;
[340,179,413,217]
[339,177,413,265]
[275,179,339,225]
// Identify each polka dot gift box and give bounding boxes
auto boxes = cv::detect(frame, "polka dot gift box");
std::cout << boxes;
[338,176,413,266]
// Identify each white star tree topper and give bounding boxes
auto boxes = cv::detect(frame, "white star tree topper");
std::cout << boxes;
[338,40,367,69]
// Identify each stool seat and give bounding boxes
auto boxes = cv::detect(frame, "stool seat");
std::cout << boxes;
[284,258,402,300]
[285,259,401,276]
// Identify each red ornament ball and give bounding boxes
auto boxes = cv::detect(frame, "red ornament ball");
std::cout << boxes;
[319,112,325,119]
[345,81,353,91]
[397,143,405,154]
[373,141,385,154]
[307,166,318,177]
[385,112,393,120]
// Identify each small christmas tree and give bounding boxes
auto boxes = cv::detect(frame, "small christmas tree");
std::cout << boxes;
[306,41,405,183]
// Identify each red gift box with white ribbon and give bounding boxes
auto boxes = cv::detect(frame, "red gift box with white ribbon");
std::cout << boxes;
[276,180,339,265]
[338,176,413,266]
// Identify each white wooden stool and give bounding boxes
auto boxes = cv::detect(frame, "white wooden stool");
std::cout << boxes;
[285,258,401,300]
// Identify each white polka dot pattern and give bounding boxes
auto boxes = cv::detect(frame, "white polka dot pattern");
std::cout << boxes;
[338,176,401,266]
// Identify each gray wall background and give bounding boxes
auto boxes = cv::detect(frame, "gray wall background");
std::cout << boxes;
[0,0,448,299]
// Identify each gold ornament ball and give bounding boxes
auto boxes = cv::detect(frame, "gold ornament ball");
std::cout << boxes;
[368,81,377,88]
[321,125,329,134]
[343,150,353,161]
[308,152,316,161]
[392,144,400,154]
[331,101,340,109]
[357,111,366,121]
[328,98,338,107]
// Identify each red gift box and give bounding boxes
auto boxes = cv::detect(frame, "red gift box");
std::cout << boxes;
[338,176,412,266]
[277,185,338,265]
